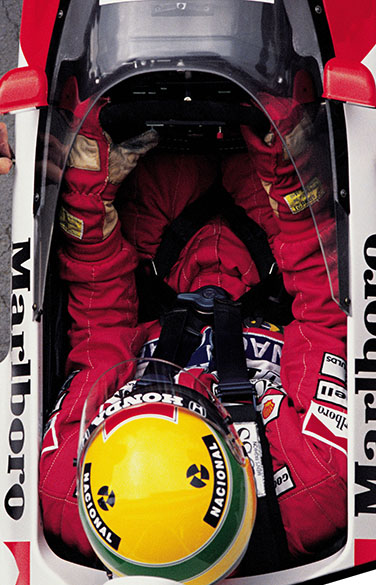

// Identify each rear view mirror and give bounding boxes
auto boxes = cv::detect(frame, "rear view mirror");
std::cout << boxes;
[0,66,48,114]
[323,57,376,107]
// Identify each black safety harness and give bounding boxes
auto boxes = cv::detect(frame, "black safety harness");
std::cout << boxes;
[135,180,293,573]
[136,180,293,326]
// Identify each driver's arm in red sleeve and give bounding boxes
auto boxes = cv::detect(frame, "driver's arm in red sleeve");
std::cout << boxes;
[39,100,157,559]
[242,96,347,557]
[58,99,160,383]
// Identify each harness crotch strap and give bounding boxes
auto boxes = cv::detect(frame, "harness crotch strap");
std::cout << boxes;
[212,294,290,573]
[141,285,290,572]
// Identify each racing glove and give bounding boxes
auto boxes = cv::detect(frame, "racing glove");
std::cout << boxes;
[241,95,328,238]
[241,95,347,424]
[242,95,347,558]
[240,95,340,318]
[60,98,158,259]
[58,97,155,382]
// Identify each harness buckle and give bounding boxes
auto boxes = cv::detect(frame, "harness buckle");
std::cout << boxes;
[215,380,256,404]
[177,285,229,314]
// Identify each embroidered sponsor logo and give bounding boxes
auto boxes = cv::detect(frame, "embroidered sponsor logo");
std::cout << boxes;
[234,421,266,498]
[320,352,347,383]
[274,465,295,497]
[302,402,347,455]
[244,333,283,366]
[315,380,347,409]
[284,177,325,214]
[59,207,84,239]
[259,393,285,425]
[244,332,283,383]
[263,399,275,419]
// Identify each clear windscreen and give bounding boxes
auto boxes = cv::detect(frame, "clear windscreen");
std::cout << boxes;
[35,0,345,313]
[51,0,295,102]
[253,93,341,305]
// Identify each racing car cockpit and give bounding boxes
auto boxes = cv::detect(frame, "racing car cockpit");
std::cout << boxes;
[1,1,354,585]
[37,0,347,400]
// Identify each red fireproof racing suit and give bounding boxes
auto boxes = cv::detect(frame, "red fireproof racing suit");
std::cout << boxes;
[39,98,347,565]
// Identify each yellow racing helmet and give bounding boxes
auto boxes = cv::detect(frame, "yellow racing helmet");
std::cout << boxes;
[77,360,256,585]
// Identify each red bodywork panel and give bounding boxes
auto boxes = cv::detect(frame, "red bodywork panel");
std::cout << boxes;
[19,0,60,70]
[18,0,376,72]
[322,0,376,106]
[323,0,376,62]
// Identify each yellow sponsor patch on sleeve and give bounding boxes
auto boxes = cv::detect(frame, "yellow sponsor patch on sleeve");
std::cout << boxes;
[59,206,84,239]
[284,177,325,214]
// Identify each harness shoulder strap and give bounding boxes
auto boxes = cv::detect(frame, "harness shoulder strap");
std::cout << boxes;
[219,195,275,281]
[136,180,291,323]
[213,297,256,404]
[153,180,222,280]
[153,181,276,280]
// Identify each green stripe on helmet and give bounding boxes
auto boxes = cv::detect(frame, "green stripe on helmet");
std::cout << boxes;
[79,432,251,583]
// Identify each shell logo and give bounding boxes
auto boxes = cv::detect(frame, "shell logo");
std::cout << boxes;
[262,399,275,420]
